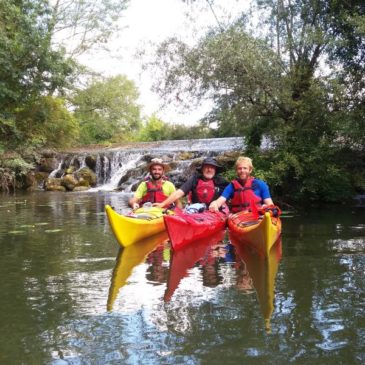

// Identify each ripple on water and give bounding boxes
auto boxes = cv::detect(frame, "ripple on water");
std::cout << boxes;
[329,238,365,253]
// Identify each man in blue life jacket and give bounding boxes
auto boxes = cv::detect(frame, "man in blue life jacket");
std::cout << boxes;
[128,158,178,210]
[154,157,228,210]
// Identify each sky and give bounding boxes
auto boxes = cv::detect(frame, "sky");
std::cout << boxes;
[77,0,250,125]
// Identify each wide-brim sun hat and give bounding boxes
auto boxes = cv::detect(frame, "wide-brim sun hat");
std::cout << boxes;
[146,158,171,172]
[197,157,224,173]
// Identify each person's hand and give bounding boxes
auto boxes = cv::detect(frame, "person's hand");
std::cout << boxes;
[209,201,219,212]
[132,203,140,210]
[152,203,164,208]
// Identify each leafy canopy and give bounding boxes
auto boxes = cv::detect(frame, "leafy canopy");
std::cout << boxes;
[73,75,142,144]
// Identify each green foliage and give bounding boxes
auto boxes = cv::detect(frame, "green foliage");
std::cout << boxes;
[73,75,142,144]
[1,158,34,177]
[0,0,76,108]
[0,0,77,149]
[15,96,79,148]
[151,0,364,203]
[50,0,129,56]
[138,115,168,141]
[138,114,212,141]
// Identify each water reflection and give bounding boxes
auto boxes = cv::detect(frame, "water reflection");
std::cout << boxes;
[231,234,283,333]
[108,228,282,333]
[2,192,364,364]
[107,231,169,311]
[164,230,226,301]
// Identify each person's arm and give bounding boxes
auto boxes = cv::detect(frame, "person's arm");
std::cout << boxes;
[209,196,227,212]
[209,183,233,212]
[128,195,140,210]
[255,179,274,206]
[263,197,274,206]
[154,189,185,208]
[128,182,146,209]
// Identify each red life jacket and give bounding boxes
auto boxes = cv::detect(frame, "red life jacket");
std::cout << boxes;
[192,178,216,204]
[140,177,169,204]
[230,177,262,213]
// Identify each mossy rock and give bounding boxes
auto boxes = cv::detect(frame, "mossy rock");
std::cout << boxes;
[45,177,65,191]
[38,157,58,173]
[61,174,78,191]
[176,152,194,160]
[76,177,90,187]
[24,171,37,189]
[65,166,76,174]
[75,167,97,187]
[85,155,97,170]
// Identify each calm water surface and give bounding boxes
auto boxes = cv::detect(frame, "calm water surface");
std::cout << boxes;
[0,192,364,365]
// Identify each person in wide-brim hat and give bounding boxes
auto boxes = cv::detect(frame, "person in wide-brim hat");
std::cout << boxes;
[128,157,176,210]
[196,157,224,174]
[153,156,229,209]
[146,158,171,173]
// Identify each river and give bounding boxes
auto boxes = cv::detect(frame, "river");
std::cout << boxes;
[0,191,364,364]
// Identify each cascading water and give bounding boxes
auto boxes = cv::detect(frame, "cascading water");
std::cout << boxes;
[48,137,245,192]
[92,151,145,191]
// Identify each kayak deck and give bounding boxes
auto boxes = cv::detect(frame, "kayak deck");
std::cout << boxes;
[105,205,169,247]
[228,211,281,256]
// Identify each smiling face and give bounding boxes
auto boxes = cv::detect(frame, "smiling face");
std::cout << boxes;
[236,161,252,180]
[150,165,164,180]
[202,164,216,180]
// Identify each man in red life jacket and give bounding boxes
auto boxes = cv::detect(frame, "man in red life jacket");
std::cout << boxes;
[209,156,274,213]
[153,157,228,209]
[128,158,177,210]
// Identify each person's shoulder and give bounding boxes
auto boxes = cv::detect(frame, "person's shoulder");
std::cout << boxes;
[253,178,268,188]
[137,180,147,188]
[163,179,175,186]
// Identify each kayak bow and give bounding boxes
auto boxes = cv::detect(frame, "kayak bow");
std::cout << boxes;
[228,210,281,256]
[105,205,172,247]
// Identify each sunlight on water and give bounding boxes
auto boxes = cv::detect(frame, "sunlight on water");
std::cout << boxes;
[0,193,364,365]
[330,238,365,252]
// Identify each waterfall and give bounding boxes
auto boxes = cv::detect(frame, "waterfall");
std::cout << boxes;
[93,151,144,191]
[48,137,245,192]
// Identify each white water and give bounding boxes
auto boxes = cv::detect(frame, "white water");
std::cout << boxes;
[49,137,246,192]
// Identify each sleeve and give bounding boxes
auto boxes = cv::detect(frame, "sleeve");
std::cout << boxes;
[255,179,271,199]
[221,183,234,200]
[163,181,177,196]
[179,176,195,195]
[134,182,147,199]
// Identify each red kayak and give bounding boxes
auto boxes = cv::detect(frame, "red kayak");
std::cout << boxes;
[164,206,229,250]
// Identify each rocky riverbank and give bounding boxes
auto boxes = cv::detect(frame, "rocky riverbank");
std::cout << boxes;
[0,139,243,193]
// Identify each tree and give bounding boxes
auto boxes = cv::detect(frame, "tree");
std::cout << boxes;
[138,114,212,141]
[73,75,142,144]
[15,96,79,149]
[49,0,129,56]
[150,0,365,202]
[0,0,77,149]
[138,114,169,141]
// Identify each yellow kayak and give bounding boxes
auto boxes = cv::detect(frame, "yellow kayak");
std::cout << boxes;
[105,205,172,247]
[228,211,282,256]
[231,234,282,332]
[107,231,169,311]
